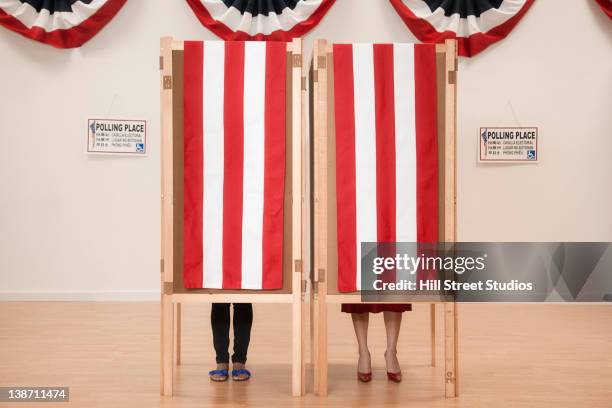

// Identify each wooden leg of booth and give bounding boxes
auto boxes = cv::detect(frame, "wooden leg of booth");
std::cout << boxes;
[301,284,307,396]
[174,302,181,366]
[430,303,436,367]
[291,302,302,397]
[444,302,458,398]
[291,278,304,396]
[311,288,318,395]
[161,294,174,396]
[313,286,328,396]
[309,283,315,371]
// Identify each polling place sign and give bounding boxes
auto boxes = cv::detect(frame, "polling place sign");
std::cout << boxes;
[479,127,538,162]
[87,119,147,155]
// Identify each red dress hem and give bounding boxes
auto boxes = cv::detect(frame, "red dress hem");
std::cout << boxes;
[341,304,412,313]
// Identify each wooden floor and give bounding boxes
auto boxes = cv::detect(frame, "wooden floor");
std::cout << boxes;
[0,302,611,407]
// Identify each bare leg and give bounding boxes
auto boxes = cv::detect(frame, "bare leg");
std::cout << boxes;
[383,311,402,374]
[351,312,371,373]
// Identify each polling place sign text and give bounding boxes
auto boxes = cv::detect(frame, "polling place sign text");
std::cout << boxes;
[479,127,537,162]
[87,119,147,155]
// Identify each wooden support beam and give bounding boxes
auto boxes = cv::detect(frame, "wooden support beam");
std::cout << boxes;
[430,303,436,367]
[443,38,459,399]
[159,35,175,397]
[174,303,181,366]
[444,302,459,397]
[161,294,174,396]
[299,36,309,399]
[313,39,330,396]
[160,36,174,287]
[289,37,305,397]
[171,293,294,303]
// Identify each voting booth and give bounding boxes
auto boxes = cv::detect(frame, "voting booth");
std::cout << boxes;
[159,37,306,397]
[311,39,459,398]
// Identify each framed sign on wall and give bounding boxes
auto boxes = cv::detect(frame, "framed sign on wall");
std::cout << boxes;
[479,127,538,163]
[87,119,147,155]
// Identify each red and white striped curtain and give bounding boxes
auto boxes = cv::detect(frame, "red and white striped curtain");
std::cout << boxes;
[332,43,439,292]
[183,41,287,290]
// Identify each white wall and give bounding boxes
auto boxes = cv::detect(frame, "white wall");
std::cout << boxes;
[0,0,610,300]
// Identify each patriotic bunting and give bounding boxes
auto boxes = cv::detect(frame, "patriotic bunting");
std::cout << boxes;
[333,43,439,292]
[183,41,287,290]
[185,0,336,41]
[595,0,612,19]
[0,0,127,48]
[388,0,535,57]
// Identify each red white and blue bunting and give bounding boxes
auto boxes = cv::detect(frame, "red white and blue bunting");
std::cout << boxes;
[0,0,127,48]
[185,0,336,41]
[388,0,535,57]
[595,0,612,19]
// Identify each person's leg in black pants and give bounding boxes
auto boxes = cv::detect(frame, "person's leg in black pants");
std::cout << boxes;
[211,303,231,363]
[210,303,230,380]
[210,303,253,381]
[231,303,253,365]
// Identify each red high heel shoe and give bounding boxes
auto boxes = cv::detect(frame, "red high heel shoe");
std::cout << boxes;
[386,371,402,383]
[384,351,402,382]
[357,372,372,382]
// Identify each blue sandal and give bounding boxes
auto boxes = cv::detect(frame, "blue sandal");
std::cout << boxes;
[208,369,229,382]
[231,368,251,381]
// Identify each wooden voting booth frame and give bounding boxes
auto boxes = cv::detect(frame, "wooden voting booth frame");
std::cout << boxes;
[311,39,459,398]
[159,37,307,397]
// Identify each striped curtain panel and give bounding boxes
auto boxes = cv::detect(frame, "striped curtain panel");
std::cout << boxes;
[183,41,287,290]
[332,43,439,292]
